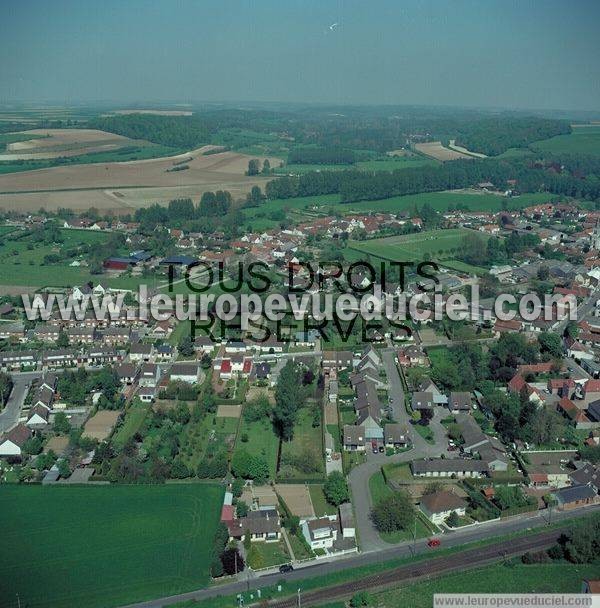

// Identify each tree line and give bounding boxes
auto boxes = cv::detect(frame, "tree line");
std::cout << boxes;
[287,146,356,165]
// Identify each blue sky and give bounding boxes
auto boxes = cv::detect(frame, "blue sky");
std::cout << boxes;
[1,0,599,111]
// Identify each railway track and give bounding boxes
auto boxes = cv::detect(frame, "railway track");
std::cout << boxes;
[264,529,562,608]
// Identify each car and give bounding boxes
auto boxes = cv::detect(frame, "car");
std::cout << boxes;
[371,440,378,453]
[427,538,441,548]
[279,564,294,573]
[378,446,385,453]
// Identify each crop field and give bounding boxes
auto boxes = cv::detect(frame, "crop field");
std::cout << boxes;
[531,125,600,156]
[349,228,487,262]
[0,149,279,213]
[273,156,438,175]
[414,141,473,161]
[0,484,224,608]
[0,128,149,161]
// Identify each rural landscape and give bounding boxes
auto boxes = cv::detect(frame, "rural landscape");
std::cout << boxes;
[1,2,599,608]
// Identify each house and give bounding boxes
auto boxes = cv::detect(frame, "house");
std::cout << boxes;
[67,327,96,344]
[302,517,338,550]
[255,362,271,380]
[552,484,599,510]
[419,490,467,525]
[411,391,433,412]
[295,330,319,347]
[138,386,156,403]
[411,458,488,478]
[343,425,365,451]
[448,392,472,414]
[569,463,600,492]
[26,406,50,428]
[322,350,353,372]
[338,503,355,539]
[169,363,199,384]
[582,580,600,595]
[220,359,232,380]
[101,327,130,345]
[139,363,160,387]
[384,423,411,449]
[129,343,153,362]
[457,414,489,453]
[115,363,138,385]
[228,508,281,543]
[0,424,32,458]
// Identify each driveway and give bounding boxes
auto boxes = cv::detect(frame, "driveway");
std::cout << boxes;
[0,371,40,434]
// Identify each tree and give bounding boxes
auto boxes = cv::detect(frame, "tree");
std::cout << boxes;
[538,332,563,359]
[23,436,43,455]
[231,450,269,482]
[261,159,271,175]
[170,459,191,479]
[273,361,304,440]
[56,329,69,348]
[221,547,245,575]
[247,159,260,176]
[371,492,414,533]
[446,511,460,527]
[177,335,194,357]
[323,471,350,506]
[246,544,263,569]
[423,481,444,495]
[232,477,244,498]
[53,411,71,435]
[236,500,249,518]
[57,458,71,478]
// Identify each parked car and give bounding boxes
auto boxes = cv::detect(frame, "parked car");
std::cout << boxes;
[378,446,385,453]
[279,564,294,573]
[427,538,441,548]
[371,440,378,454]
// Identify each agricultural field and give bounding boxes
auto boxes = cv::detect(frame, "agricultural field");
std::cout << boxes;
[531,125,600,156]
[273,156,438,175]
[0,149,279,214]
[0,484,224,608]
[348,228,485,263]
[414,141,472,161]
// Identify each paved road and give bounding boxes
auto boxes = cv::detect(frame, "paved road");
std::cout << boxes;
[347,350,449,552]
[119,504,600,608]
[0,371,40,433]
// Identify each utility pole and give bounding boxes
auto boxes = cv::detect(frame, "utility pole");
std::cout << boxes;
[16,593,21,608]
[297,587,302,608]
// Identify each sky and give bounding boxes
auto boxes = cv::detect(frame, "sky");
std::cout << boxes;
[1,0,599,112]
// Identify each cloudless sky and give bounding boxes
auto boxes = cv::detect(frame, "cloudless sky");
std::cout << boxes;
[1,0,599,111]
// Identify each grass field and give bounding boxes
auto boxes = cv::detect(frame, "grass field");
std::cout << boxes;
[0,227,109,287]
[348,228,484,262]
[531,126,600,156]
[234,414,280,478]
[309,484,338,517]
[0,484,224,608]
[375,561,600,607]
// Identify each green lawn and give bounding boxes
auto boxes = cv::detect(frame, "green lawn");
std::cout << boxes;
[309,484,338,517]
[279,406,324,480]
[111,404,148,449]
[0,484,224,608]
[375,561,600,607]
[369,469,393,503]
[250,540,290,568]
[234,414,280,478]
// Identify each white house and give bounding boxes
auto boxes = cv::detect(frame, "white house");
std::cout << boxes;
[302,516,338,551]
[0,424,32,457]
[419,490,467,525]
[169,363,199,384]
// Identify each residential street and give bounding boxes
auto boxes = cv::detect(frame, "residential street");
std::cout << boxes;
[347,349,450,552]
[0,371,39,434]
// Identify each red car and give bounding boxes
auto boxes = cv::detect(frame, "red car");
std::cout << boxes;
[371,440,378,454]
[427,538,441,548]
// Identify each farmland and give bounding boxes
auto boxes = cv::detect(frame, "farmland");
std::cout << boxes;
[414,141,472,161]
[0,149,279,213]
[349,228,487,263]
[0,484,224,608]
[531,125,600,156]
[273,156,438,174]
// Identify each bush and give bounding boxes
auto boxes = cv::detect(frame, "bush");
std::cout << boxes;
[371,491,414,533]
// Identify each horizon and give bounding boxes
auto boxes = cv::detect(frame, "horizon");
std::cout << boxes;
[1,0,599,113]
